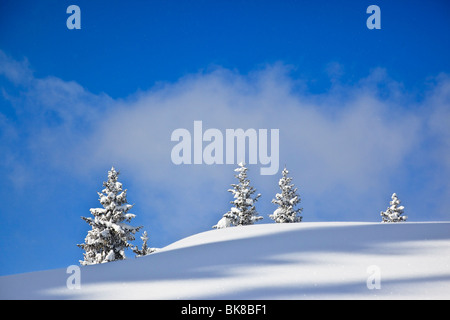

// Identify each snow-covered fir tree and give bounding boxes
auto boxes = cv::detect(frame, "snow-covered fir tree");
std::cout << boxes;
[133,231,156,257]
[270,167,303,223]
[213,162,262,228]
[380,193,407,223]
[78,167,142,265]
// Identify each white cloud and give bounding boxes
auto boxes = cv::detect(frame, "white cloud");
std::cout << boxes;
[0,50,33,86]
[70,66,424,224]
[1,52,449,242]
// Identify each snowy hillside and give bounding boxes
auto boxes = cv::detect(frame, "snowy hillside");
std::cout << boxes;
[1,221,449,299]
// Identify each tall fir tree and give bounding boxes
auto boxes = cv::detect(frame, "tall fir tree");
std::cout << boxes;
[270,167,303,223]
[380,193,407,223]
[78,167,142,265]
[214,162,262,228]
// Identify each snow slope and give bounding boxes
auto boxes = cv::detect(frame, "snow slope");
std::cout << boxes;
[1,222,449,299]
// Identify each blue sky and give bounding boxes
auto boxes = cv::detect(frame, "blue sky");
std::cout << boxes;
[1,0,449,275]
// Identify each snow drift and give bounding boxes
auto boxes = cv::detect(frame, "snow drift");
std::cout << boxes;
[1,221,449,299]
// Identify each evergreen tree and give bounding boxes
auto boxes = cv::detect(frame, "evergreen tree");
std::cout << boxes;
[78,167,142,265]
[380,193,407,223]
[214,162,262,228]
[133,231,156,257]
[270,167,303,223]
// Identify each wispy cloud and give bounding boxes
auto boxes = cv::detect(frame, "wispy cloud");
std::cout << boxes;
[1,51,449,243]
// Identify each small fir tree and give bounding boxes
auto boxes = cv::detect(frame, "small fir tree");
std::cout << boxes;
[78,167,142,265]
[380,193,407,223]
[214,162,262,228]
[270,167,303,223]
[133,231,156,257]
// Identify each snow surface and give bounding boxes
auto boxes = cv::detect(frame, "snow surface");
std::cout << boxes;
[1,221,449,299]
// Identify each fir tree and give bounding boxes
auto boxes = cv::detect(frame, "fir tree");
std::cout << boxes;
[270,167,303,223]
[78,167,142,265]
[133,231,156,257]
[214,162,262,228]
[380,193,407,223]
